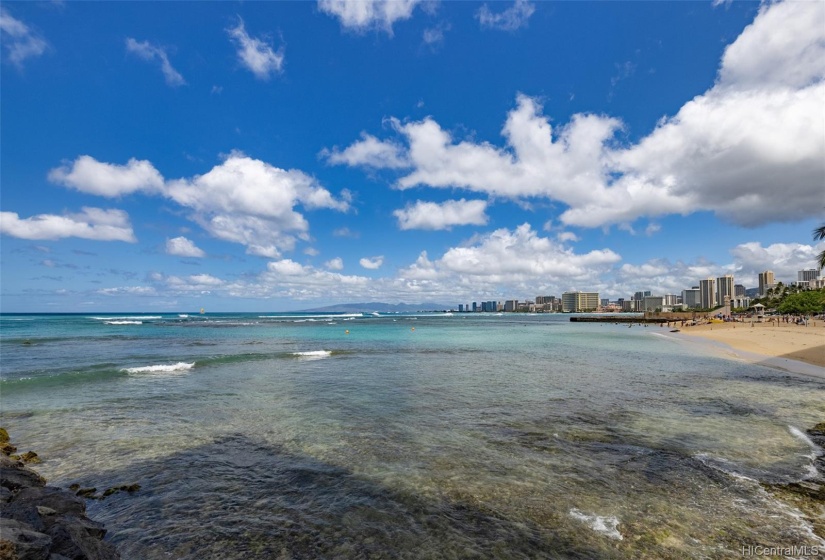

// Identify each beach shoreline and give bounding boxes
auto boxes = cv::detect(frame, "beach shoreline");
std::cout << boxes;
[667,321,825,378]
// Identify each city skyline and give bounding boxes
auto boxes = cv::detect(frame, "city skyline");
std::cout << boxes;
[457,265,821,313]
[1,1,823,312]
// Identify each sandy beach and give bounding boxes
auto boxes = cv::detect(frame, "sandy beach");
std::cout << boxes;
[675,320,825,373]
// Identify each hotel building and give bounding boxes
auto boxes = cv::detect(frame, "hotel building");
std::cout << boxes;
[758,270,775,297]
[716,274,734,310]
[681,287,701,309]
[562,291,600,312]
[699,278,716,309]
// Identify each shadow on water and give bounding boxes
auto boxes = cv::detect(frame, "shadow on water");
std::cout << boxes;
[79,434,615,560]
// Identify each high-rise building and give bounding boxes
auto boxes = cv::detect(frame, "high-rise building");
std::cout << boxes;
[734,284,746,297]
[633,291,651,311]
[504,300,518,312]
[699,278,716,309]
[562,292,600,312]
[716,275,734,310]
[536,296,559,312]
[664,294,680,306]
[798,269,820,282]
[758,271,775,297]
[643,296,665,311]
[681,288,700,309]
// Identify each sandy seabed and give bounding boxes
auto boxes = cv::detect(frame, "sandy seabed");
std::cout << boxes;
[674,320,825,376]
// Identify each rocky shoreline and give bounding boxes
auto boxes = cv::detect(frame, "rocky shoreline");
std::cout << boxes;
[0,429,124,560]
[762,422,825,540]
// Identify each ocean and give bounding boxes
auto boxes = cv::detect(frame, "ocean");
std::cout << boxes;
[1,312,823,559]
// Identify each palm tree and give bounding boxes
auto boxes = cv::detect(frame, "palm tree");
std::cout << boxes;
[815,224,825,270]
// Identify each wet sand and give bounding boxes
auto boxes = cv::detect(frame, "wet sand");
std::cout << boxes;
[674,320,825,375]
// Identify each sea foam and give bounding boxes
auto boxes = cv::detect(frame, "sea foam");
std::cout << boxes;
[122,362,195,374]
[104,320,143,325]
[569,509,623,540]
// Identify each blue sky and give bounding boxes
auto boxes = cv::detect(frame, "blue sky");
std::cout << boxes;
[1,0,823,312]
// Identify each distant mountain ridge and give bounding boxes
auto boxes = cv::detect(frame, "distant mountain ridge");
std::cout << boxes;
[300,302,451,313]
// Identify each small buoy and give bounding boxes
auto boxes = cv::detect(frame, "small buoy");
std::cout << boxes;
[345,330,350,334]
[411,327,415,331]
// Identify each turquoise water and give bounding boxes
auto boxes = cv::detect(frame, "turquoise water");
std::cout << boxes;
[1,312,823,558]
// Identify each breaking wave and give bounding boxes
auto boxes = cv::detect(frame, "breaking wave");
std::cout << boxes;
[291,350,333,360]
[122,362,195,374]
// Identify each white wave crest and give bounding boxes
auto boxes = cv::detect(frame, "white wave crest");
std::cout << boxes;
[259,313,363,319]
[91,316,161,320]
[292,350,332,359]
[122,362,195,374]
[789,426,821,454]
[694,453,758,483]
[569,509,623,540]
[789,426,822,480]
[104,321,143,325]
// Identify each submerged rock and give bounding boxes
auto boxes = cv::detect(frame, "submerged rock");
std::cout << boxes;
[0,433,120,560]
[0,442,18,456]
[74,488,98,499]
[19,451,41,465]
[809,422,825,438]
[101,484,141,498]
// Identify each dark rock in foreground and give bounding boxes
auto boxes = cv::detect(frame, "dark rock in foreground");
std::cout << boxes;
[0,434,120,560]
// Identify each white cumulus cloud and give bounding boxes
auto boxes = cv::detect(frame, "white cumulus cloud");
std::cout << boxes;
[125,38,186,87]
[323,132,409,169]
[48,153,350,258]
[318,0,422,34]
[49,156,165,197]
[165,236,205,258]
[98,286,157,296]
[166,153,349,258]
[422,21,450,48]
[730,241,825,284]
[394,199,488,230]
[0,8,47,68]
[388,223,621,301]
[329,0,825,230]
[325,257,344,270]
[360,255,384,269]
[476,0,535,31]
[0,208,136,242]
[227,17,284,80]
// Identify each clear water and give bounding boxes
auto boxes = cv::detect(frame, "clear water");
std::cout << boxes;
[1,313,823,559]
